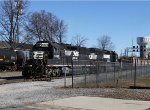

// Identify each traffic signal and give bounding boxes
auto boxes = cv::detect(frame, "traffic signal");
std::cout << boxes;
[132,46,139,52]
[143,46,146,51]
[140,45,146,52]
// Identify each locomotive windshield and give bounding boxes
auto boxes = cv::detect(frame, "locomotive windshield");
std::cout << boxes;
[36,42,49,47]
[33,42,52,51]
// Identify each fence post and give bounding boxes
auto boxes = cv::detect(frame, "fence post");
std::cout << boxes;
[145,59,148,74]
[114,62,116,82]
[120,60,123,80]
[63,67,67,88]
[134,59,137,87]
[131,63,133,79]
[105,62,107,82]
[71,56,74,88]
[96,61,99,87]
[84,67,87,87]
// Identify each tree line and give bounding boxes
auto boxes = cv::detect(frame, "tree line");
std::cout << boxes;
[0,0,115,51]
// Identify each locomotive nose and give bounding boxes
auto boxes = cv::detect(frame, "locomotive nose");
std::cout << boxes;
[33,51,44,59]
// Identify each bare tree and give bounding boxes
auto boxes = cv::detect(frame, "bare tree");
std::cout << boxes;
[25,10,67,43]
[55,19,67,44]
[0,0,28,49]
[71,34,88,49]
[97,35,115,51]
[23,34,35,44]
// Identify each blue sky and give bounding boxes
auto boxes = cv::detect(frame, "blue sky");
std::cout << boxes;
[29,1,150,55]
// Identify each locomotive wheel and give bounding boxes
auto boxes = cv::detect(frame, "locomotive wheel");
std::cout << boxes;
[34,66,45,78]
[22,68,33,79]
[51,69,57,77]
[50,68,61,77]
[1,66,6,71]
[57,68,61,76]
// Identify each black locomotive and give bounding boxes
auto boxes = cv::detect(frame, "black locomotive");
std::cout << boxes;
[22,41,118,78]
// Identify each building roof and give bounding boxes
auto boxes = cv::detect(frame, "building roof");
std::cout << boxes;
[0,41,33,50]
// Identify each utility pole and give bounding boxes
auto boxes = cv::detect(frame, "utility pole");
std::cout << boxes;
[134,58,137,88]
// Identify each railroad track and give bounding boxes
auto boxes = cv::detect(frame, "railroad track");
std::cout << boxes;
[0,71,64,85]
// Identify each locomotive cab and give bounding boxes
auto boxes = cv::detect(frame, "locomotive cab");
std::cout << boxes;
[33,41,54,59]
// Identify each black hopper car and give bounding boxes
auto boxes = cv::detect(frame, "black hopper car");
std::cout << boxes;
[22,41,118,78]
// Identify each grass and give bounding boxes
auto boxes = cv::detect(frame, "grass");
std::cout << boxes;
[74,75,150,88]
[136,75,150,87]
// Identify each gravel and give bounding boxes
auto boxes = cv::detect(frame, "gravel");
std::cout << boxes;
[0,75,150,109]
[0,71,22,78]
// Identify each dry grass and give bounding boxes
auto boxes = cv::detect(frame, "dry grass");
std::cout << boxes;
[136,75,150,87]
[74,75,150,88]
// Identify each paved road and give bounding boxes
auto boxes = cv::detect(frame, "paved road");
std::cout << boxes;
[36,96,150,110]
[6,96,150,110]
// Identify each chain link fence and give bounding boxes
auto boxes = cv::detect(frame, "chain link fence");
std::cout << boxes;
[66,60,150,88]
